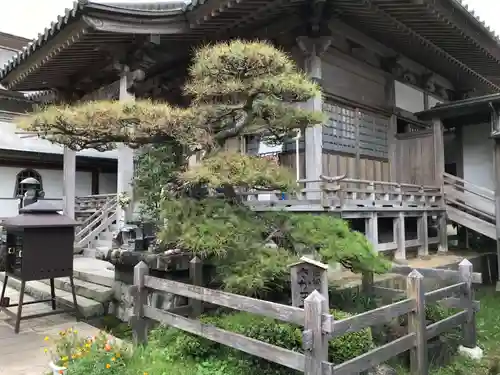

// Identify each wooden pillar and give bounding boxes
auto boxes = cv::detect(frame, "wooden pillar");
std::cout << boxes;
[394,211,406,260]
[63,147,76,220]
[297,36,331,198]
[366,212,379,251]
[494,138,500,289]
[433,117,447,253]
[385,74,398,182]
[417,212,429,257]
[491,109,500,290]
[117,70,135,226]
[432,117,445,187]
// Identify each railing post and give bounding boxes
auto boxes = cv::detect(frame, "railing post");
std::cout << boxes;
[458,259,477,349]
[406,270,428,375]
[189,256,203,318]
[132,261,149,345]
[303,290,328,375]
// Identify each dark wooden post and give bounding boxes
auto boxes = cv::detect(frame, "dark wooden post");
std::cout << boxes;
[303,290,327,375]
[132,261,149,345]
[459,259,477,348]
[406,270,428,375]
[189,256,203,318]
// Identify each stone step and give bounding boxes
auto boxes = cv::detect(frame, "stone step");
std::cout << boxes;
[39,277,113,303]
[0,273,104,318]
[73,257,115,288]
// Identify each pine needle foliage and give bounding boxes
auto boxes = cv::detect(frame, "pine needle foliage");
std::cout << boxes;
[20,40,390,296]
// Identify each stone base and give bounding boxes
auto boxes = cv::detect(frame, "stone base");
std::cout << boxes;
[495,281,500,292]
[458,345,483,360]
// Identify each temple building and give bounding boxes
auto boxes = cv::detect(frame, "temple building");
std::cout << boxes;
[0,31,118,218]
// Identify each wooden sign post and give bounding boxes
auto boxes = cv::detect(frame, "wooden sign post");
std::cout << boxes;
[290,256,329,310]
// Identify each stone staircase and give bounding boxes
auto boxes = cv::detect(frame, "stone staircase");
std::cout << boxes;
[0,257,115,318]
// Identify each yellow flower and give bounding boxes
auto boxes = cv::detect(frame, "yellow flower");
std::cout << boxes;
[44,336,49,341]
[61,356,68,362]
[44,349,48,353]
[115,353,121,358]
[74,330,78,334]
[143,372,148,375]
[111,357,116,362]
[106,364,111,369]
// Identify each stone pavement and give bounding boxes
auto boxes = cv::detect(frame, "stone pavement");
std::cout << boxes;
[0,285,101,375]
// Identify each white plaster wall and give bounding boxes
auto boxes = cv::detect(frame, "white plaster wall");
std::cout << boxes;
[395,82,425,113]
[0,166,117,217]
[462,122,494,215]
[99,173,118,194]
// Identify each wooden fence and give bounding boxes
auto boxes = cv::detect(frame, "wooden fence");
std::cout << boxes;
[130,257,480,375]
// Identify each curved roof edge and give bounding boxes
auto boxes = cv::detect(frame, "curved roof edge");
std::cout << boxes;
[0,0,187,81]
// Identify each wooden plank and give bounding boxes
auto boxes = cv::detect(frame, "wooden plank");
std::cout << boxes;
[390,264,482,284]
[446,205,495,240]
[330,298,415,338]
[424,282,464,304]
[143,305,305,372]
[406,270,428,375]
[425,311,467,340]
[327,334,416,375]
[143,275,305,325]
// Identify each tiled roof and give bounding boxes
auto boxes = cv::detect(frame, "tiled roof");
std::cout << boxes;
[0,0,187,80]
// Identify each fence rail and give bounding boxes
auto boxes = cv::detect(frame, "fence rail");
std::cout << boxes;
[130,257,479,375]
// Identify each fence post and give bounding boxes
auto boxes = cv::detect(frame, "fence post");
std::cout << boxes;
[132,261,149,345]
[406,270,428,375]
[190,256,203,318]
[304,290,327,375]
[459,259,477,349]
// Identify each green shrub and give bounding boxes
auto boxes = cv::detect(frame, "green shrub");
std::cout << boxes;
[162,310,373,365]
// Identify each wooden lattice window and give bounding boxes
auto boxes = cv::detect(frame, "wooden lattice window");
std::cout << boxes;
[323,101,389,159]
[14,169,43,197]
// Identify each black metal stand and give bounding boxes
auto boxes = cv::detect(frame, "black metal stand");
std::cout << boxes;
[0,273,80,334]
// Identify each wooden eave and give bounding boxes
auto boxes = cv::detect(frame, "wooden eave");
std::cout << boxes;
[0,0,189,91]
[328,0,499,93]
[3,0,500,94]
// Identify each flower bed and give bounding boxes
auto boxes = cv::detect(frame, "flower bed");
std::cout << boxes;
[44,328,129,375]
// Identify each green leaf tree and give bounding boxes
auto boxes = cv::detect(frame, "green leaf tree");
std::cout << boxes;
[19,40,389,296]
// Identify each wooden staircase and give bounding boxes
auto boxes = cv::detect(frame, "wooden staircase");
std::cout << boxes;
[74,194,118,252]
[443,173,496,239]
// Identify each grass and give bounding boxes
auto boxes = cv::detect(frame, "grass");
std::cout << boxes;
[394,285,500,375]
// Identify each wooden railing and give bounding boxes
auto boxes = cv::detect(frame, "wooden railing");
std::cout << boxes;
[129,258,480,375]
[75,194,118,249]
[443,172,494,221]
[242,176,444,211]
